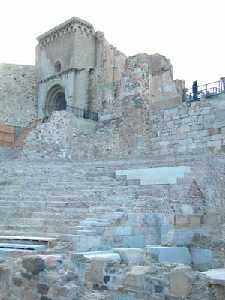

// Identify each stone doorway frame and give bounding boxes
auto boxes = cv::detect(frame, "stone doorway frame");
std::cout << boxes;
[45,84,67,116]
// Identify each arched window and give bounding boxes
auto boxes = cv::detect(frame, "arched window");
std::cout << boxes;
[54,61,62,73]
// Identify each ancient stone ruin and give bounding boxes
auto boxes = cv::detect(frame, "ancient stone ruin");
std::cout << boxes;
[0,17,225,299]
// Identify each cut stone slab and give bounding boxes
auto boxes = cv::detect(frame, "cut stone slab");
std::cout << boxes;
[72,251,121,286]
[161,228,207,246]
[191,248,213,271]
[72,234,102,252]
[0,236,58,248]
[169,266,192,297]
[72,251,121,263]
[0,248,32,257]
[203,269,225,285]
[113,248,144,265]
[124,266,151,290]
[0,243,46,251]
[146,245,191,265]
[116,166,191,185]
[85,259,106,285]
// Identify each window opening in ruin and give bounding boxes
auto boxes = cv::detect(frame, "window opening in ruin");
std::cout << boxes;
[45,84,67,116]
[54,61,62,73]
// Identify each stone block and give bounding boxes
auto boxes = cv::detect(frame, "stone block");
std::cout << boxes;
[191,248,213,271]
[189,215,202,226]
[123,235,145,248]
[73,251,121,264]
[85,259,105,285]
[175,215,190,226]
[0,266,10,300]
[115,166,191,185]
[169,266,192,297]
[168,229,192,246]
[113,248,144,265]
[202,213,221,225]
[40,255,63,270]
[0,243,46,251]
[203,268,225,285]
[146,245,191,265]
[124,266,151,290]
[73,251,121,285]
[113,226,133,236]
[72,234,102,252]
[161,228,208,246]
[181,204,194,215]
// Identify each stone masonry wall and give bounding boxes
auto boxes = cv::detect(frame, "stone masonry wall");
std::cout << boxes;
[89,32,127,113]
[22,53,225,164]
[147,94,225,157]
[23,94,225,164]
[70,97,225,162]
[0,64,36,127]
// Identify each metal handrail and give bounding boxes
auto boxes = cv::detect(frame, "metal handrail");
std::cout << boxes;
[185,80,225,102]
[67,105,99,121]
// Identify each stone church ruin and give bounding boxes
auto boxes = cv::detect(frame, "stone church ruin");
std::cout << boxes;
[0,17,225,300]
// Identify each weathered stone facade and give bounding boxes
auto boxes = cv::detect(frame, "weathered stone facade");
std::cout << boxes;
[1,16,225,300]
[36,17,126,119]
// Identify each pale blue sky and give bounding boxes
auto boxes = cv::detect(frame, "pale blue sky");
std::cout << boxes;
[0,0,224,87]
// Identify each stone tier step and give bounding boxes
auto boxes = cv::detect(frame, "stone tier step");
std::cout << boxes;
[0,158,194,237]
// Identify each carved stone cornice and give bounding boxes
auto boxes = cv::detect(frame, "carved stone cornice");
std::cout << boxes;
[37,17,95,48]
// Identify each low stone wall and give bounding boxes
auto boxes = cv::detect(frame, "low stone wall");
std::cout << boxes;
[0,252,222,300]
[68,95,225,162]
[148,94,225,157]
[0,64,36,127]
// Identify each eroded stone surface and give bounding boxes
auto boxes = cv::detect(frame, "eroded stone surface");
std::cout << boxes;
[0,15,225,300]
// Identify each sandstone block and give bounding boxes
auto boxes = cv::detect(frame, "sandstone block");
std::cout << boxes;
[175,215,190,226]
[124,266,151,290]
[189,215,202,226]
[169,266,192,297]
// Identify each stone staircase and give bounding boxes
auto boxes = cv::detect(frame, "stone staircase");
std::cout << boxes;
[0,158,198,247]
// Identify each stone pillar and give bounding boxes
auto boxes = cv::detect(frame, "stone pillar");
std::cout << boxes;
[74,69,89,110]
[64,71,76,107]
[95,31,104,69]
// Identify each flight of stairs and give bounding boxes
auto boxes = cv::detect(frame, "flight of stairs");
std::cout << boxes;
[0,158,194,243]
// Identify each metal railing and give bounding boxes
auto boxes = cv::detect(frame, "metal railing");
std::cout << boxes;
[185,80,225,102]
[67,105,99,121]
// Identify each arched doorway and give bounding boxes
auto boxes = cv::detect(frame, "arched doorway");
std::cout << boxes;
[45,85,67,116]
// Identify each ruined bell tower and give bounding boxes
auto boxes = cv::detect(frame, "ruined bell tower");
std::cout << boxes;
[36,17,96,117]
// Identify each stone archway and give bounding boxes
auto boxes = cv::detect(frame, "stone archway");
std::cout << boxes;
[45,84,67,116]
